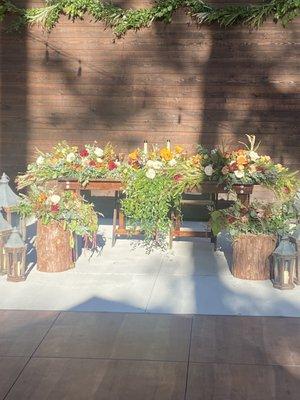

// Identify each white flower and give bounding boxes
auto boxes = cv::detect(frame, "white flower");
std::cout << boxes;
[234,170,245,179]
[204,164,214,176]
[152,161,163,170]
[249,151,259,161]
[146,160,155,168]
[81,158,90,166]
[168,159,177,167]
[96,158,103,163]
[66,152,76,163]
[49,194,61,204]
[94,147,104,157]
[36,156,44,165]
[145,168,156,179]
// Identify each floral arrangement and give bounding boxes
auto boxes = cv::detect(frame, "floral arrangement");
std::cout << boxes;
[210,200,298,238]
[17,141,121,189]
[199,135,298,199]
[121,144,203,250]
[17,187,99,245]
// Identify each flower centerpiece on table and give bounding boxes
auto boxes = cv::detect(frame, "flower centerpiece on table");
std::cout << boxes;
[17,187,99,247]
[199,135,298,199]
[120,144,204,250]
[17,141,122,189]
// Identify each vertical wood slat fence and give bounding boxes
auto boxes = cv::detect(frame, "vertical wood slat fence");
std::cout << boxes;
[1,1,299,179]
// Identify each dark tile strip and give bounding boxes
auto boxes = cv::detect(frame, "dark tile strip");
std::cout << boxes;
[184,316,194,400]
[2,312,61,400]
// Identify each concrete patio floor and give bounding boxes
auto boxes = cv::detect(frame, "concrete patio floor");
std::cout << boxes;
[0,221,299,316]
[0,310,299,400]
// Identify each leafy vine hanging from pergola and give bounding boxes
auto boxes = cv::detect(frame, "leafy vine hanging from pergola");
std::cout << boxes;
[0,0,299,37]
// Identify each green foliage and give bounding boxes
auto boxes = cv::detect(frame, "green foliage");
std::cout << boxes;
[211,200,298,237]
[17,186,99,240]
[121,168,182,251]
[121,157,202,251]
[2,0,299,36]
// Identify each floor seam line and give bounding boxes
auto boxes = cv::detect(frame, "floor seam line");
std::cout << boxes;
[3,311,61,400]
[183,316,194,400]
[144,255,164,313]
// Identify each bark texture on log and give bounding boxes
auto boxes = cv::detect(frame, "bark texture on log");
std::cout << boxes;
[232,234,276,280]
[36,221,74,272]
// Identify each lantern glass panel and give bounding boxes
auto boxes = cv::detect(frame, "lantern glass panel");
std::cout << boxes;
[6,247,27,282]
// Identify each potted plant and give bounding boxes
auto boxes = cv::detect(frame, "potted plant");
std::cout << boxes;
[17,187,98,272]
[211,201,297,280]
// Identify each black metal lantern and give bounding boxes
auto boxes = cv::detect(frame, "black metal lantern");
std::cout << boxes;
[272,236,297,290]
[0,212,12,274]
[4,227,27,282]
[293,225,300,285]
[0,173,26,239]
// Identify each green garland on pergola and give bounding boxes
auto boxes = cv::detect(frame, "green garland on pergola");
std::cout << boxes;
[0,0,299,37]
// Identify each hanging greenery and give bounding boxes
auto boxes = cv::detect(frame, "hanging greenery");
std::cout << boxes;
[0,0,299,37]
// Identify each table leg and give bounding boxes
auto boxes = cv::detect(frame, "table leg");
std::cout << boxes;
[237,193,250,207]
[112,191,118,247]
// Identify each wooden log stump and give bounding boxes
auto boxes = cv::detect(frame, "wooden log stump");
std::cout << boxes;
[232,234,276,280]
[36,221,74,272]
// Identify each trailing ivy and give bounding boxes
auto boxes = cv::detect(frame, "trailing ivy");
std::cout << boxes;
[1,0,299,37]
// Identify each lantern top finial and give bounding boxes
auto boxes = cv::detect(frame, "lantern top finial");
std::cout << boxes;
[0,173,10,184]
[4,227,25,249]
[274,236,297,257]
[0,173,20,208]
[0,212,12,232]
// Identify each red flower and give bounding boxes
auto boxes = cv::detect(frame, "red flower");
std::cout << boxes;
[89,160,97,167]
[51,204,60,213]
[228,162,238,172]
[80,149,89,157]
[226,215,236,224]
[108,161,117,170]
[173,174,183,182]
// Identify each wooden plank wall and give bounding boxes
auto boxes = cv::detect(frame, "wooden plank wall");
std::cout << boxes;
[1,0,299,179]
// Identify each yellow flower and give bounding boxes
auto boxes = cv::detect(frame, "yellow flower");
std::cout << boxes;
[238,164,244,171]
[174,145,184,154]
[129,149,139,161]
[160,148,172,161]
[260,155,271,163]
[236,155,248,166]
[275,163,284,172]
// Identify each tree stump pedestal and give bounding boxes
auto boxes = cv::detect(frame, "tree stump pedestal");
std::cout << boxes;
[232,234,276,280]
[36,221,74,272]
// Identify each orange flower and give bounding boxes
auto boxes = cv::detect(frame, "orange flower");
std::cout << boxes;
[174,145,183,154]
[129,149,139,161]
[160,148,172,161]
[191,154,202,167]
[236,155,248,166]
[49,157,59,165]
[37,192,47,203]
[236,149,247,156]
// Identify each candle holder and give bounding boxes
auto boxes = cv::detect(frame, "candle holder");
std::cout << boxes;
[272,236,297,290]
[5,227,27,282]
